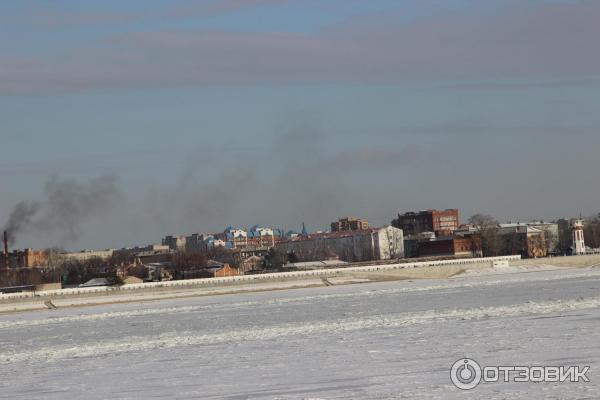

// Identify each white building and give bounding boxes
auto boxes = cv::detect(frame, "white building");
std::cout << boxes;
[277,226,404,263]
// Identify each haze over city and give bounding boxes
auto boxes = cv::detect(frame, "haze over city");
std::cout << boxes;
[2,0,599,251]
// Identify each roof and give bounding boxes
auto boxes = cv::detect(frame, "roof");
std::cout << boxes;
[283,226,396,243]
[498,224,543,235]
[206,260,225,268]
[206,264,235,272]
[243,255,262,261]
[284,260,349,269]
[79,278,111,287]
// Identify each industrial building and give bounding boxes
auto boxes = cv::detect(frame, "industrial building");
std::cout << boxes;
[276,226,404,263]
[1,232,48,269]
[392,209,459,236]
[1,248,47,268]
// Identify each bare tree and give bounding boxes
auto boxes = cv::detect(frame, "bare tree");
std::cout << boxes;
[468,214,500,256]
[584,213,600,249]
[171,250,207,271]
[44,247,66,269]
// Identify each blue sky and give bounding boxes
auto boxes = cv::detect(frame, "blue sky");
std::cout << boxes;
[1,0,599,250]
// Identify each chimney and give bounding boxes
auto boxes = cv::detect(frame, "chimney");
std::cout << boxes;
[3,230,8,267]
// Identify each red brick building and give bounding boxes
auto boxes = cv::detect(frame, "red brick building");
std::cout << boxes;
[392,209,459,236]
[1,249,47,269]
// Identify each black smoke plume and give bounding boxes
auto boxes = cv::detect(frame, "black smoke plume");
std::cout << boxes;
[3,175,120,246]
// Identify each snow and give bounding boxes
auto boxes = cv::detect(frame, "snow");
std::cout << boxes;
[1,264,599,399]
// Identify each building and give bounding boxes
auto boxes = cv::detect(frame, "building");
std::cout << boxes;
[113,244,170,258]
[185,233,208,253]
[247,226,277,247]
[214,227,248,249]
[571,219,586,255]
[417,236,481,258]
[497,224,547,258]
[239,255,265,274]
[197,263,240,278]
[331,217,369,232]
[162,235,187,251]
[454,224,480,236]
[526,221,559,253]
[213,264,240,278]
[147,263,173,281]
[63,249,115,262]
[403,232,436,258]
[392,209,459,236]
[1,249,48,268]
[276,226,404,263]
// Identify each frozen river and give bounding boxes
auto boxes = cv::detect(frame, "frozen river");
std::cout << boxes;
[1,265,599,399]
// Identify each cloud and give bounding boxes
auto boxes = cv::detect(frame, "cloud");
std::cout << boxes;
[4,0,289,31]
[160,0,290,19]
[2,1,600,95]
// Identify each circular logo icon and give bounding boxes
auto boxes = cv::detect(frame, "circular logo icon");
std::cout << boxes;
[450,358,482,390]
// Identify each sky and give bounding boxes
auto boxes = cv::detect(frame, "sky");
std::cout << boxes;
[1,0,599,251]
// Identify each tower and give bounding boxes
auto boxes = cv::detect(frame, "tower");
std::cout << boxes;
[301,222,308,236]
[571,219,586,255]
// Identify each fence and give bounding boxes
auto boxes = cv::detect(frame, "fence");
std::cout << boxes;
[0,255,520,302]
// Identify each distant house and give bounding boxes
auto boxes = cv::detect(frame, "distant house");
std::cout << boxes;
[147,263,173,282]
[239,255,263,274]
[199,263,239,278]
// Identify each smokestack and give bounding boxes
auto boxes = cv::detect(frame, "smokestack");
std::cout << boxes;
[3,231,8,268]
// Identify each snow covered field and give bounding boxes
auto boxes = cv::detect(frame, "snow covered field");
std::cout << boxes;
[1,264,599,399]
